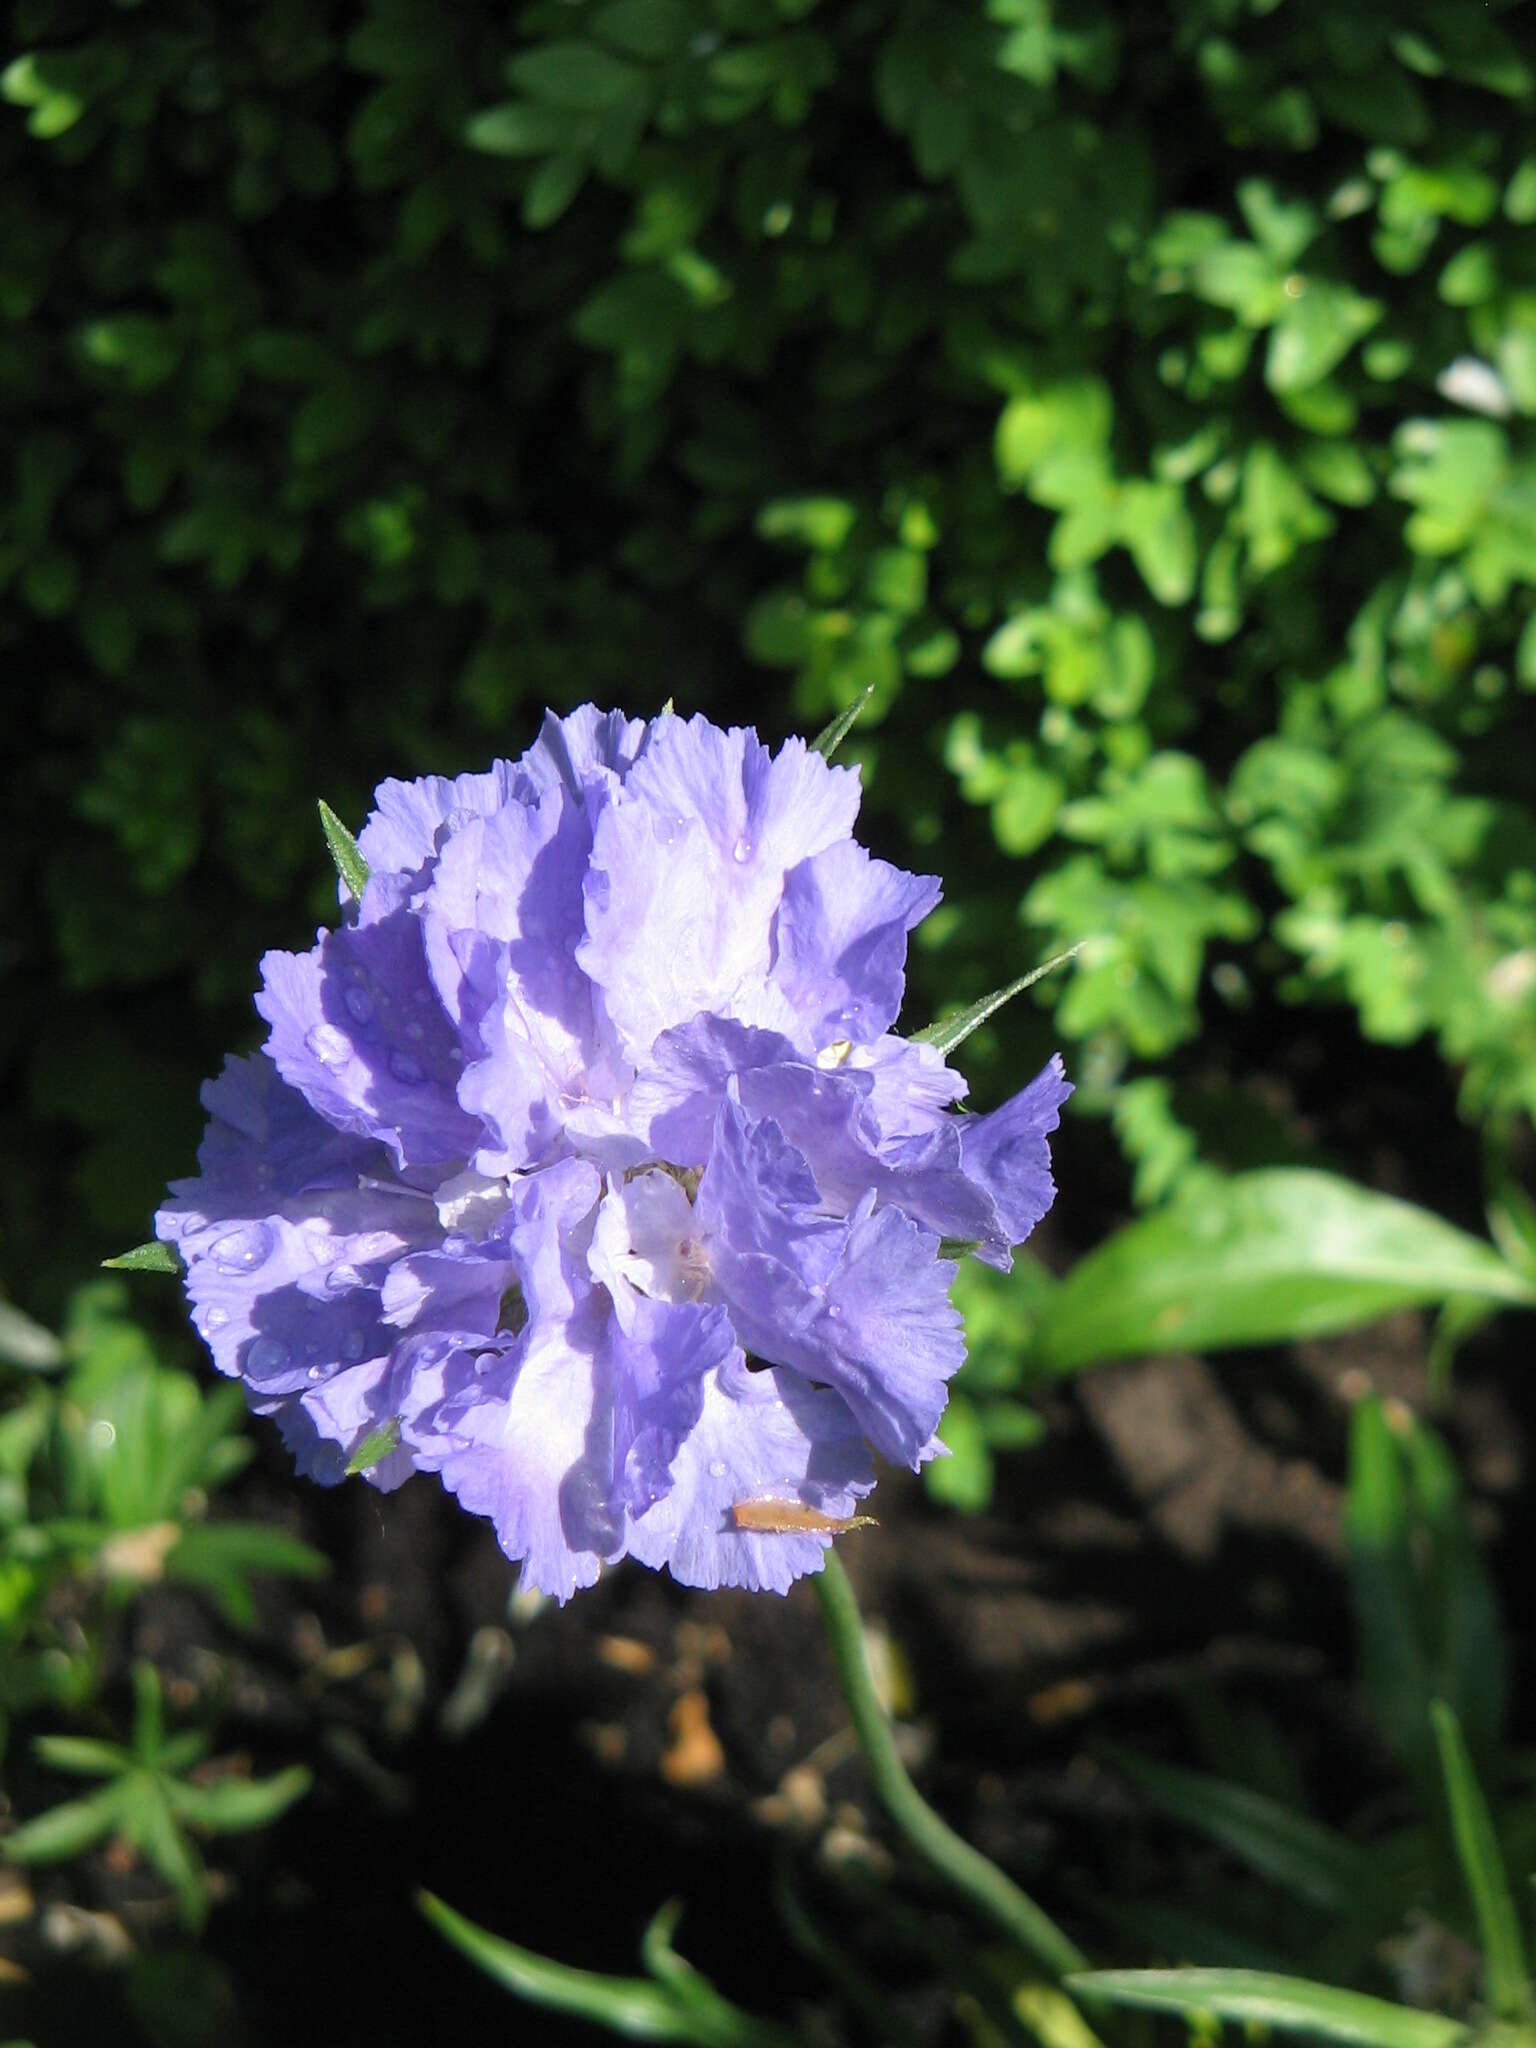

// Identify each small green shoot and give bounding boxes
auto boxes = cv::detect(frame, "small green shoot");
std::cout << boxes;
[4,1661,310,1930]
[318,798,371,899]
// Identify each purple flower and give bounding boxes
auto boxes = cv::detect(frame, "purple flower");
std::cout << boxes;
[157,707,1069,1599]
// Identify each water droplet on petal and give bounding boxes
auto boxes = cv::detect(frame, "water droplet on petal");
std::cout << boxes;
[731,835,753,863]
[306,1363,325,1382]
[210,1222,274,1274]
[388,1049,424,1084]
[708,1459,728,1480]
[306,1023,352,1067]
[343,984,375,1025]
[341,1329,366,1363]
[204,1306,229,1331]
[246,1335,291,1377]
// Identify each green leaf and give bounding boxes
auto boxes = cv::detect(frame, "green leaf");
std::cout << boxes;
[523,152,586,229]
[1067,1971,1469,2048]
[1035,1171,1536,1375]
[123,1778,206,1931]
[464,101,574,156]
[1429,1701,1532,2019]
[1266,281,1381,394]
[418,1890,689,2040]
[3,1788,122,1863]
[912,947,1084,1056]
[31,1735,130,1777]
[810,683,877,760]
[318,799,370,899]
[1104,1747,1373,1912]
[102,1241,179,1275]
[1346,1401,1506,1781]
[508,42,644,112]
[345,1419,401,1475]
[169,1522,328,1586]
[925,1394,994,1512]
[168,1764,312,1835]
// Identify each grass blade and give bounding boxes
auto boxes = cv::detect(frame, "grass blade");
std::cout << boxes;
[1104,1746,1372,1912]
[1068,1970,1470,2048]
[1430,1700,1532,2019]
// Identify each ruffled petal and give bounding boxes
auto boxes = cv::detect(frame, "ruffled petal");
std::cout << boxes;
[958,1054,1072,1246]
[579,715,860,1061]
[355,760,524,882]
[627,1359,875,1593]
[257,893,481,1170]
[770,840,940,1050]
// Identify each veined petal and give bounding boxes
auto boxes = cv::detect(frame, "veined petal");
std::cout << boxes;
[579,714,861,1061]
[627,1359,875,1593]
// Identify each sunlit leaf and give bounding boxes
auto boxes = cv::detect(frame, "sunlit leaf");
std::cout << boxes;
[912,946,1084,1056]
[1067,1971,1469,2048]
[1035,1171,1536,1374]
[318,799,370,899]
[101,1241,179,1275]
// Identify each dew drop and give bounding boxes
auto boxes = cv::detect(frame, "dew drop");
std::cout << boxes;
[307,1363,325,1382]
[306,1022,352,1067]
[88,1418,116,1451]
[246,1335,291,1377]
[341,1329,366,1363]
[204,1306,229,1331]
[343,984,375,1025]
[731,835,753,863]
[708,1459,728,1480]
[210,1222,274,1274]
[326,1263,365,1294]
[388,1049,424,1084]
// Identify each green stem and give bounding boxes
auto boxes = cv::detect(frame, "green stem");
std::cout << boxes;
[813,1548,1087,1980]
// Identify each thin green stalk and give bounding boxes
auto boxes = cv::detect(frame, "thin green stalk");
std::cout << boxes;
[812,1549,1087,1979]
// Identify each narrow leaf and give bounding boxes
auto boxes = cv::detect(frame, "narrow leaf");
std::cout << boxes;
[168,1764,312,1834]
[1104,1746,1372,1912]
[810,683,876,760]
[346,1418,401,1475]
[1036,1170,1536,1376]
[3,1789,121,1863]
[168,1522,329,1584]
[912,945,1084,1056]
[417,1890,686,2040]
[31,1735,130,1778]
[1067,1971,1469,2048]
[318,799,370,899]
[102,1241,179,1275]
[1430,1700,1532,2019]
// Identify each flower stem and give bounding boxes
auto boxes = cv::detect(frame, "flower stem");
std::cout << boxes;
[812,1548,1087,1979]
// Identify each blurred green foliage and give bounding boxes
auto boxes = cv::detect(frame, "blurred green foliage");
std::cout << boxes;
[0,1281,321,1920]
[4,0,1534,1316]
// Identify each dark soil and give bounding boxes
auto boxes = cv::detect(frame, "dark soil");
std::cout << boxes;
[6,1283,1529,2048]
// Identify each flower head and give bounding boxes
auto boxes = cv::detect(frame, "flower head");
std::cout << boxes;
[157,707,1069,1598]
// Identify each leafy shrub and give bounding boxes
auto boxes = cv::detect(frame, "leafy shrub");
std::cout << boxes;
[3,0,1532,1309]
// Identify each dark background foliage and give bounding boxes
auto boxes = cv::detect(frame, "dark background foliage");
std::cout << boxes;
[6,0,1533,1318]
